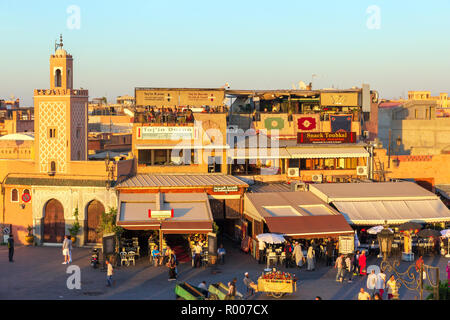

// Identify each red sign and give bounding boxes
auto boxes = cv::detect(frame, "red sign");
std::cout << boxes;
[297,132,356,144]
[297,117,317,131]
[22,193,31,203]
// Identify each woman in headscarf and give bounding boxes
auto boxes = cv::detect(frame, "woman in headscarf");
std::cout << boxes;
[359,250,367,275]
[292,241,304,268]
[307,245,315,271]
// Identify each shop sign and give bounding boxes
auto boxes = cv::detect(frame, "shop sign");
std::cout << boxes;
[137,126,196,140]
[320,92,359,107]
[339,235,355,254]
[148,209,174,219]
[213,186,239,193]
[297,132,356,144]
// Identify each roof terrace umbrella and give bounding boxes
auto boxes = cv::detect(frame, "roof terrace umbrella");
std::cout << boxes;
[367,225,393,235]
[417,229,441,238]
[397,221,423,232]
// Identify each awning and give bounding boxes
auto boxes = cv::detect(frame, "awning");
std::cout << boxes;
[229,148,291,159]
[333,199,450,225]
[264,215,354,238]
[287,147,369,159]
[117,192,213,233]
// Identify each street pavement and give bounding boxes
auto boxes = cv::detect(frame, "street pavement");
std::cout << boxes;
[0,242,448,300]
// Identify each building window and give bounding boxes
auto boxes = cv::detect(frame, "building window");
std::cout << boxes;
[23,189,30,196]
[50,161,56,172]
[77,151,81,160]
[48,128,57,139]
[76,127,81,139]
[55,69,62,87]
[11,189,18,202]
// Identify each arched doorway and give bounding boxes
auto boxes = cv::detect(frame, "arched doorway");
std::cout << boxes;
[43,199,65,243]
[86,200,105,244]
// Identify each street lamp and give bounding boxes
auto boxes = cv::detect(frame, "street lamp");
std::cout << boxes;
[377,226,394,261]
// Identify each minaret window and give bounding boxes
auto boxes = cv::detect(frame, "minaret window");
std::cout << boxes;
[50,161,56,172]
[55,69,62,87]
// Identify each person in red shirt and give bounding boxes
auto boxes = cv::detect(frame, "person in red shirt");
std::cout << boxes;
[359,250,367,275]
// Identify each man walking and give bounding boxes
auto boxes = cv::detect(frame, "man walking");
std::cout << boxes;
[7,234,14,262]
[334,254,344,282]
[366,270,378,298]
[326,239,334,266]
[106,260,114,287]
[377,270,386,299]
[243,272,258,298]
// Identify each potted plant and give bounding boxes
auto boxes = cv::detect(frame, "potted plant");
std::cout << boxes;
[68,208,81,244]
[25,225,34,245]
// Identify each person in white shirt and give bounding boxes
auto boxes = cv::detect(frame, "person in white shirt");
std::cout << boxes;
[193,242,203,268]
[366,270,378,297]
[258,240,266,264]
[376,270,386,299]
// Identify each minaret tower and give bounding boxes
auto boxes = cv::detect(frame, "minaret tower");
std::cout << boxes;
[34,35,88,174]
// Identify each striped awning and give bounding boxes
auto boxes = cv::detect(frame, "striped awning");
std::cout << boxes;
[286,147,369,159]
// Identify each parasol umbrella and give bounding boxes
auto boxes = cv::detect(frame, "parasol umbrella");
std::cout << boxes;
[367,225,393,235]
[397,221,423,232]
[440,229,450,238]
[417,229,441,238]
[367,265,380,275]
[256,233,286,244]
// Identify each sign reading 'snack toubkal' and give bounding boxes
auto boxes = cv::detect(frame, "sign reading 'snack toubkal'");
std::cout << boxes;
[297,132,356,144]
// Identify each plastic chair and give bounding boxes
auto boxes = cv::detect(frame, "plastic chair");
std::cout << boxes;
[279,252,286,265]
[120,251,128,266]
[202,251,209,268]
[268,252,277,267]
[128,251,136,266]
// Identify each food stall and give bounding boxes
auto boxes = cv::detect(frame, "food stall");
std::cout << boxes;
[257,269,297,298]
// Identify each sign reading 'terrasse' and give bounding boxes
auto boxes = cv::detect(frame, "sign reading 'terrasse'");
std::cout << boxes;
[297,132,356,144]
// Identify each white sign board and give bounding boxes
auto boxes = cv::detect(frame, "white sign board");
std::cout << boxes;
[339,235,355,254]
[137,126,197,140]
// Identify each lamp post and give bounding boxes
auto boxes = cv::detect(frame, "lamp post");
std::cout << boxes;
[378,225,440,300]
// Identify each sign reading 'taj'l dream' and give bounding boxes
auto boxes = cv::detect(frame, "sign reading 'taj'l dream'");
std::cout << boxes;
[137,126,198,140]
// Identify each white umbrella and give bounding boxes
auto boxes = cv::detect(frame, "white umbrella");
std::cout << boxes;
[440,229,450,238]
[354,230,360,249]
[367,226,393,235]
[367,265,380,275]
[256,233,285,244]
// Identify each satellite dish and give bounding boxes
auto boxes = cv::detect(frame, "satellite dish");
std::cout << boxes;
[298,81,307,90]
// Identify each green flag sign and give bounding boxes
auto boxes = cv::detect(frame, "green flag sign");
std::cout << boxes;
[264,117,284,130]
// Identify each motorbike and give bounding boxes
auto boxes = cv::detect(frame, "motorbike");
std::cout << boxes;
[90,248,99,268]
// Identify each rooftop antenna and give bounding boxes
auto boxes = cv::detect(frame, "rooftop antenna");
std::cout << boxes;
[55,34,63,52]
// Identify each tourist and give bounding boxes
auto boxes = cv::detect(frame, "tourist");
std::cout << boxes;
[357,288,371,300]
[7,234,14,262]
[258,239,266,264]
[386,275,398,299]
[106,260,114,287]
[359,250,367,275]
[307,245,315,271]
[377,270,386,298]
[293,241,304,268]
[217,244,226,265]
[367,270,377,297]
[167,249,177,281]
[243,272,258,297]
[62,235,71,264]
[335,254,344,282]
[353,250,361,275]
[344,255,353,283]
[151,246,162,266]
[68,235,73,263]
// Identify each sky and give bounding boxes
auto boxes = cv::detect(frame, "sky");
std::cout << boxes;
[1,0,449,106]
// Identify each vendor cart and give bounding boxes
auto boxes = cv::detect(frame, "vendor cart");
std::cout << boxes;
[257,277,297,298]
[175,282,207,300]
[208,282,243,300]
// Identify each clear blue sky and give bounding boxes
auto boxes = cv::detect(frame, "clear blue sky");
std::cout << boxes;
[1,0,449,106]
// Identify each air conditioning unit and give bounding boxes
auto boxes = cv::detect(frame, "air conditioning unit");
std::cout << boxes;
[357,166,368,176]
[287,168,299,177]
[311,174,323,183]
[291,181,307,191]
